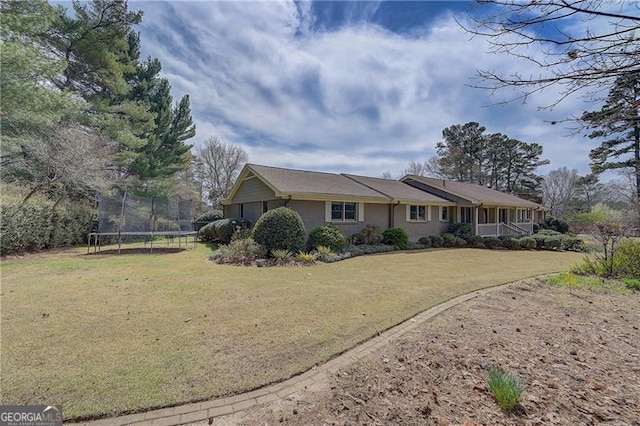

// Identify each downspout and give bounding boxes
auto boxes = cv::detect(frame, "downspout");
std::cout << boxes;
[284,195,292,207]
[390,201,400,227]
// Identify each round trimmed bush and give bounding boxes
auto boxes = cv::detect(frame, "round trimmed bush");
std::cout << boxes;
[382,227,409,249]
[503,237,521,250]
[418,236,432,248]
[213,218,236,244]
[193,210,224,230]
[454,236,467,247]
[442,233,457,247]
[544,236,562,250]
[198,221,217,242]
[430,235,444,248]
[483,236,502,249]
[308,225,346,251]
[252,207,306,253]
[519,237,537,250]
[467,235,485,248]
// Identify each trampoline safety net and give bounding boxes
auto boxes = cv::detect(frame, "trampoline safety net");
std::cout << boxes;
[97,193,193,234]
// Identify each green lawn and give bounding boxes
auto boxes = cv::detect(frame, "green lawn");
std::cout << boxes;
[0,244,584,419]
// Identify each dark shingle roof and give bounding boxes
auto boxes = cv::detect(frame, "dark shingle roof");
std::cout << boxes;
[248,164,388,200]
[403,175,544,208]
[343,174,452,204]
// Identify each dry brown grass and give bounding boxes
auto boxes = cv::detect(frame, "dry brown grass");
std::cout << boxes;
[0,244,583,419]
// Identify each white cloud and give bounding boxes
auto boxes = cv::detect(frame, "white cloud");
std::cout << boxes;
[136,0,602,178]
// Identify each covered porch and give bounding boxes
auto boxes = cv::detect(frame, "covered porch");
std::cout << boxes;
[457,206,542,237]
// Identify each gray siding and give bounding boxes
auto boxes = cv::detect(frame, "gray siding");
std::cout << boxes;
[393,205,449,241]
[287,200,389,238]
[233,177,275,203]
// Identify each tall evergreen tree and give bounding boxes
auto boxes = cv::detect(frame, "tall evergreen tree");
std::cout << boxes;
[582,71,640,209]
[431,122,548,193]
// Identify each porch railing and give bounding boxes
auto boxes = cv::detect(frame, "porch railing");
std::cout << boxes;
[476,222,532,237]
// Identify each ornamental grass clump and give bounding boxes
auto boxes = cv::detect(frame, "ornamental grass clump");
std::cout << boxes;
[486,367,525,412]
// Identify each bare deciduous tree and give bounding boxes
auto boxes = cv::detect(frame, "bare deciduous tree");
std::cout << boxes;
[462,1,640,105]
[542,167,579,218]
[196,137,248,208]
[380,171,393,179]
[1,123,116,205]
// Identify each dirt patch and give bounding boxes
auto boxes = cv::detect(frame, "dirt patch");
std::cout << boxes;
[210,280,640,425]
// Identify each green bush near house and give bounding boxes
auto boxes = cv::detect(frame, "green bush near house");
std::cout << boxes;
[545,216,570,234]
[253,207,306,253]
[448,222,472,239]
[417,236,432,248]
[483,236,502,249]
[430,235,444,248]
[382,227,409,249]
[519,237,537,250]
[350,224,383,245]
[210,236,265,264]
[442,233,457,247]
[308,225,346,251]
[193,210,223,230]
[503,237,521,250]
[199,218,250,244]
[467,235,485,248]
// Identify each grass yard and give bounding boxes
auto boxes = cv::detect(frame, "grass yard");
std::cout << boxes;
[0,244,584,420]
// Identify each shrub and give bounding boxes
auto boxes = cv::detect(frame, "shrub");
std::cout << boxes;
[271,248,294,263]
[519,237,537,250]
[210,237,265,264]
[454,236,467,247]
[417,236,432,248]
[544,236,562,250]
[503,237,521,250]
[252,207,306,253]
[213,218,236,244]
[430,235,443,248]
[448,222,472,239]
[486,367,524,412]
[483,236,502,249]
[340,243,396,258]
[308,225,345,251]
[350,224,383,245]
[545,217,570,234]
[467,235,485,248]
[382,227,409,249]
[561,236,586,252]
[533,235,548,249]
[198,221,218,242]
[0,197,92,255]
[294,251,316,264]
[613,239,640,279]
[536,229,562,236]
[532,223,540,234]
[193,210,223,230]
[442,233,457,247]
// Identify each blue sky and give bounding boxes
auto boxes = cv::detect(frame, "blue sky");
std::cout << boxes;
[130,0,612,178]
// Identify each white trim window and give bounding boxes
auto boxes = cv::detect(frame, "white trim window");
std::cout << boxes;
[440,206,449,222]
[407,205,430,222]
[326,201,362,222]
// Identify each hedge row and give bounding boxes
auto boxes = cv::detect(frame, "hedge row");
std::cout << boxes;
[1,200,93,255]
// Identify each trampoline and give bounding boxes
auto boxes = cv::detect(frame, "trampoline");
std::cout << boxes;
[87,192,197,254]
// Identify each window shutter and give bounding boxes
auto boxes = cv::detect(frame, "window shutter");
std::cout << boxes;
[325,201,332,222]
[406,205,411,222]
[427,205,432,221]
[358,202,365,222]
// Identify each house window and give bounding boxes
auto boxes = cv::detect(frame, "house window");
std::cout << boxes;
[460,207,473,224]
[331,202,357,221]
[262,201,268,214]
[409,205,427,221]
[440,206,449,222]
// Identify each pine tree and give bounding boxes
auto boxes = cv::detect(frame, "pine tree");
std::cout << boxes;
[583,72,640,208]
